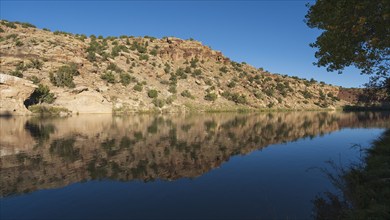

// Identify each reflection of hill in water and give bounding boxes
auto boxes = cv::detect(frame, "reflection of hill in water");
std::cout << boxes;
[1,112,390,197]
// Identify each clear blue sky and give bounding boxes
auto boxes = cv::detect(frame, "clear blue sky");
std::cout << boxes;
[1,0,369,88]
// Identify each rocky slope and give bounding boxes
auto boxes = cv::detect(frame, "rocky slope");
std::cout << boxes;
[0,20,347,115]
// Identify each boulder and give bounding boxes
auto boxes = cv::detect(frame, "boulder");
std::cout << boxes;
[54,90,112,114]
[0,73,37,115]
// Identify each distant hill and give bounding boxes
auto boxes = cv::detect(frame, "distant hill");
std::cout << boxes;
[0,20,368,115]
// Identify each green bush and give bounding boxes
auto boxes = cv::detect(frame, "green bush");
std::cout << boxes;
[28,76,40,84]
[264,88,275,97]
[302,90,313,99]
[111,45,129,57]
[184,66,192,73]
[3,21,16,29]
[192,69,202,77]
[29,59,44,70]
[164,63,171,74]
[148,89,158,98]
[49,64,79,88]
[150,49,158,56]
[86,39,107,62]
[190,58,198,68]
[27,84,55,105]
[181,90,194,99]
[204,92,218,101]
[101,72,116,83]
[222,91,247,104]
[133,83,143,92]
[15,40,24,47]
[254,91,263,99]
[106,63,123,73]
[168,85,177,93]
[139,54,149,61]
[166,96,175,105]
[227,81,236,88]
[119,73,135,86]
[219,66,228,73]
[10,70,23,78]
[152,98,165,108]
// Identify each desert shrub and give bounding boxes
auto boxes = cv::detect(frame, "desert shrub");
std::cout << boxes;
[150,49,158,56]
[204,79,213,86]
[227,81,236,88]
[111,45,128,57]
[15,40,24,47]
[190,58,198,68]
[106,63,123,73]
[119,73,135,86]
[168,85,177,93]
[254,91,263,99]
[164,63,171,74]
[267,102,275,108]
[19,22,36,28]
[148,89,158,98]
[219,66,228,73]
[181,90,194,99]
[86,39,107,62]
[152,98,165,108]
[49,64,79,88]
[264,88,275,97]
[192,69,202,77]
[28,84,55,105]
[0,28,4,33]
[133,83,143,92]
[28,76,40,84]
[29,59,44,70]
[184,66,192,74]
[130,41,147,53]
[204,92,218,101]
[319,90,326,100]
[3,21,16,28]
[101,72,116,83]
[6,34,18,40]
[302,90,313,99]
[222,91,247,104]
[10,70,23,78]
[166,96,175,105]
[139,54,149,61]
[310,78,317,84]
[169,74,177,84]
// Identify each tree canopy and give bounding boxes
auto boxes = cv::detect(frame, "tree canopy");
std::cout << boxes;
[305,0,389,91]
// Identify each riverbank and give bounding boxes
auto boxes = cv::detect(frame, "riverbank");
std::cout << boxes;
[313,129,390,219]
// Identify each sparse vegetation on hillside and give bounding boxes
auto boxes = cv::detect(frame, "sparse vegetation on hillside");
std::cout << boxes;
[0,20,354,114]
[49,63,79,88]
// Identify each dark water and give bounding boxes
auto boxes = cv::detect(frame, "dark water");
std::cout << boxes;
[1,112,389,219]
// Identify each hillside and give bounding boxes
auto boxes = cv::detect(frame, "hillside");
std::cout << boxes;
[0,20,347,115]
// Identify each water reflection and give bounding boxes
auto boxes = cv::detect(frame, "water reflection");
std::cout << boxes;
[1,112,389,197]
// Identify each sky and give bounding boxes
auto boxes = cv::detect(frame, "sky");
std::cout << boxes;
[0,0,370,88]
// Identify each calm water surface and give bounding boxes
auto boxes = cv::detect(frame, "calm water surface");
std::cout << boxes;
[1,112,389,219]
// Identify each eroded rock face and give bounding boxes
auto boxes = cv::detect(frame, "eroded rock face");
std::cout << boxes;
[0,73,37,115]
[54,90,112,114]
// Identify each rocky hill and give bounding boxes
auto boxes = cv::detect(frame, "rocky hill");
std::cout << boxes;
[0,20,348,115]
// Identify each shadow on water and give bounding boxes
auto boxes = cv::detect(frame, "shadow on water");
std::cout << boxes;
[312,129,390,220]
